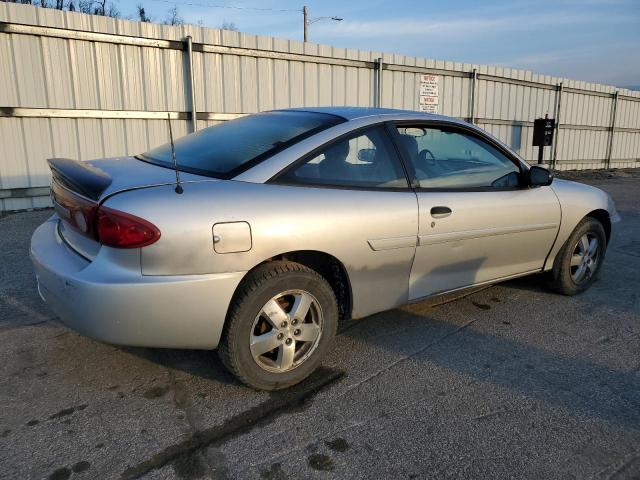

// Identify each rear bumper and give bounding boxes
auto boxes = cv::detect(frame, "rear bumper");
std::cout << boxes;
[30,216,245,349]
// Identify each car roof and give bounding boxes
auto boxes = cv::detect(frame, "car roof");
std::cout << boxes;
[276,106,458,123]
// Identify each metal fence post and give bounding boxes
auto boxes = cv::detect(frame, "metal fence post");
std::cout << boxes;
[185,35,198,132]
[606,91,619,169]
[375,57,383,108]
[551,82,563,169]
[469,68,477,123]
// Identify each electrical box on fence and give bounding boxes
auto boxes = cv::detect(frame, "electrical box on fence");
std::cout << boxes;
[533,118,555,147]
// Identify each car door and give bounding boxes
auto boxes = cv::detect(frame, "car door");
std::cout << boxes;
[391,122,561,301]
[271,124,419,318]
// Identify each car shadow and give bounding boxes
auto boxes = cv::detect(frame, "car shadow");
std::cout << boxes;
[119,345,241,386]
[499,272,549,294]
[338,290,640,430]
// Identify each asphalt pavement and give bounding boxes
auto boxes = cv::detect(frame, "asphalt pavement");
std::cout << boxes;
[1,169,639,480]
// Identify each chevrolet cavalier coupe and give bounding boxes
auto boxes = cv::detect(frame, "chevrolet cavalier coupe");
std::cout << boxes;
[31,107,620,390]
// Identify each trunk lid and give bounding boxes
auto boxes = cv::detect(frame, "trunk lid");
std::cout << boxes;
[49,156,214,201]
[90,156,213,199]
[48,156,214,259]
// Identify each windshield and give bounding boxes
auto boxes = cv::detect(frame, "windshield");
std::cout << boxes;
[138,111,344,178]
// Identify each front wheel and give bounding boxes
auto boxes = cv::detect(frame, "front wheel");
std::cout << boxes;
[547,217,607,295]
[218,261,338,390]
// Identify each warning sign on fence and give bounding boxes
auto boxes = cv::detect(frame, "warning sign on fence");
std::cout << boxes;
[419,74,439,113]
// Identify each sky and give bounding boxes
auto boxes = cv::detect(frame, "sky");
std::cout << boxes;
[114,0,640,88]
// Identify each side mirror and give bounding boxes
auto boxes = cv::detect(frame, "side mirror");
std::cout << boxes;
[528,165,553,187]
[357,148,375,162]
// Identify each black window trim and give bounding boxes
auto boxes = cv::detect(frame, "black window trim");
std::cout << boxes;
[268,122,414,192]
[136,111,346,180]
[388,119,530,193]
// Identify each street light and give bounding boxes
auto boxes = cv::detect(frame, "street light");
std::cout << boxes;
[303,5,342,42]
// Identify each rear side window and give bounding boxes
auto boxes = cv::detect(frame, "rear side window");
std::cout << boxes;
[275,126,409,189]
[139,111,343,178]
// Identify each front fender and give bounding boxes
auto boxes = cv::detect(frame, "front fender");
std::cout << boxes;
[543,179,620,270]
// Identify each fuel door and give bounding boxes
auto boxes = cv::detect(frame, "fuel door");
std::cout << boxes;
[212,222,252,254]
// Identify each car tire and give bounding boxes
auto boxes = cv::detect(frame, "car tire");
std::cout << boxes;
[547,217,607,295]
[218,260,338,391]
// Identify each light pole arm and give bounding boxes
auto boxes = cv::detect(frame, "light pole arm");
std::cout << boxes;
[308,16,342,25]
[302,5,342,42]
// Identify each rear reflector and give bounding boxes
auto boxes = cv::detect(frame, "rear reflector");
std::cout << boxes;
[97,206,161,249]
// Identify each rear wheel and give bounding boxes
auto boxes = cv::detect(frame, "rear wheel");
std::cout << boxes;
[548,217,607,295]
[218,261,338,390]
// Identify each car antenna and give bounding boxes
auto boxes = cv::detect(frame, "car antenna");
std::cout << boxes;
[167,113,183,194]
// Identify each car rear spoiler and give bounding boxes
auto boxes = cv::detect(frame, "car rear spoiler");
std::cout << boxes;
[47,158,112,201]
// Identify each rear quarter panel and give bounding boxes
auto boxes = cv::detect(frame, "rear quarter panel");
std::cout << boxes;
[103,180,419,318]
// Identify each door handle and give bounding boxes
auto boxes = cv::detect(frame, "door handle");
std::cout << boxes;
[430,206,452,219]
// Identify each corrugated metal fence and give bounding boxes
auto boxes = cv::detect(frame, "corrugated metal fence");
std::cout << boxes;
[1,2,639,211]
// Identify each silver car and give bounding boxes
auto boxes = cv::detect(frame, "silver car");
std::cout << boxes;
[30,107,620,390]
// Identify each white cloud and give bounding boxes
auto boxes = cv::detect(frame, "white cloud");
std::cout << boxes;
[308,11,636,39]
[491,42,640,86]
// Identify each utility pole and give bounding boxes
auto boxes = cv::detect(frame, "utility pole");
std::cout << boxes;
[303,5,308,42]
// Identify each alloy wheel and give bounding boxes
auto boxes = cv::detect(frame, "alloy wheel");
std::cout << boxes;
[249,290,323,373]
[570,233,600,284]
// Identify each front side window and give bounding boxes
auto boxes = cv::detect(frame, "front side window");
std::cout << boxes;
[139,111,344,178]
[395,126,521,189]
[276,126,408,189]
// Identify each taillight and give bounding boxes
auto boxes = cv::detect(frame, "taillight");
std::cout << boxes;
[51,179,98,237]
[97,206,161,249]
[52,179,160,248]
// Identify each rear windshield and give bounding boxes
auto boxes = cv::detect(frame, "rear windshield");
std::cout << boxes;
[138,111,344,178]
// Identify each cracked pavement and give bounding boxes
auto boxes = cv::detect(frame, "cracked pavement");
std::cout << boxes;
[1,170,639,479]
